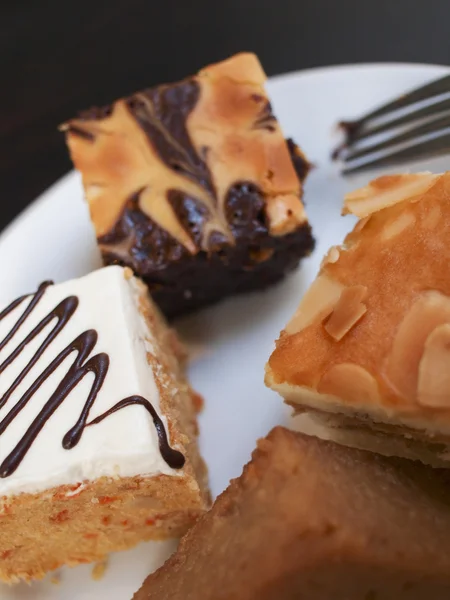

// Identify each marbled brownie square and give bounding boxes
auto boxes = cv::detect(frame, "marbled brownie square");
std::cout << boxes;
[63,53,314,317]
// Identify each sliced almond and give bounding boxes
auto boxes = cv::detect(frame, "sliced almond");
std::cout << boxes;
[320,245,340,268]
[318,363,380,406]
[285,274,344,335]
[343,172,440,218]
[381,210,416,241]
[423,204,441,230]
[384,291,450,400]
[323,285,368,341]
[417,324,450,408]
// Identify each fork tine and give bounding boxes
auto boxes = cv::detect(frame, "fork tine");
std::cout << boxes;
[340,74,450,136]
[343,113,450,162]
[343,96,450,145]
[342,132,450,175]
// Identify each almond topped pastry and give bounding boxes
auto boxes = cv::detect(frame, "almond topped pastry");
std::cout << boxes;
[0,266,209,583]
[266,172,450,466]
[62,53,314,318]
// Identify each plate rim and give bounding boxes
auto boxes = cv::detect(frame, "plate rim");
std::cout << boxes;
[268,59,449,84]
[2,61,449,246]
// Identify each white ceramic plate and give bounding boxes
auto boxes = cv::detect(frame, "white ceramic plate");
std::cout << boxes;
[1,62,449,600]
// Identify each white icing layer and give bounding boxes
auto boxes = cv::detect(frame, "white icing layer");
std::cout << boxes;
[0,266,179,497]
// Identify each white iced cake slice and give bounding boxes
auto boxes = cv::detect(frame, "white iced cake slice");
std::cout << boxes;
[266,173,450,467]
[0,265,209,583]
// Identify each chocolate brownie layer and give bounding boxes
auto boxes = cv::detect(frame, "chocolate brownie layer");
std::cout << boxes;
[63,53,314,317]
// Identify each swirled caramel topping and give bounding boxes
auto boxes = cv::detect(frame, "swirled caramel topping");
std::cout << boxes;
[65,100,200,252]
[62,53,307,254]
[267,171,450,429]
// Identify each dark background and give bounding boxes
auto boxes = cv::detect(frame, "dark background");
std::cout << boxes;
[1,0,449,231]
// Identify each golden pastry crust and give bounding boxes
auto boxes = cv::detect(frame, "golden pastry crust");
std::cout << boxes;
[266,172,450,459]
[62,53,308,252]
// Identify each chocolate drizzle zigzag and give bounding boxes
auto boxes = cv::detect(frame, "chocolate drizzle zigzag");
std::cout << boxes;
[0,282,185,477]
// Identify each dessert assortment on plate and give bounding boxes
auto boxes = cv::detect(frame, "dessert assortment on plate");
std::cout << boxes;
[2,52,450,599]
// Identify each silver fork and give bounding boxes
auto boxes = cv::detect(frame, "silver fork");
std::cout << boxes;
[333,73,450,174]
